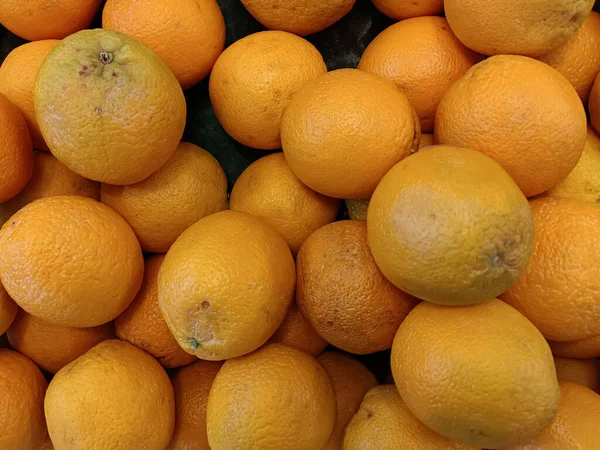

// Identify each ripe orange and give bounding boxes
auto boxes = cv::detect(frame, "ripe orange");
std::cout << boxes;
[502,197,600,342]
[210,31,326,150]
[115,255,196,369]
[269,302,328,356]
[549,335,600,359]
[345,198,369,221]
[168,360,223,450]
[419,132,434,149]
[230,152,340,255]
[0,283,18,335]
[0,349,50,450]
[240,0,355,36]
[45,340,175,450]
[590,72,600,134]
[435,55,587,197]
[358,16,482,132]
[206,343,336,450]
[6,310,114,374]
[158,210,296,360]
[0,0,102,41]
[0,40,59,150]
[297,220,417,354]
[391,299,560,449]
[0,196,144,328]
[554,356,600,392]
[102,0,225,90]
[368,145,534,305]
[34,29,186,185]
[101,142,227,253]
[281,68,420,199]
[372,0,444,19]
[444,0,595,56]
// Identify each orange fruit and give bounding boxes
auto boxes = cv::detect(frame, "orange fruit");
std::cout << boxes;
[358,16,482,133]
[549,335,600,359]
[391,299,560,449]
[209,31,327,150]
[540,11,600,104]
[0,283,18,335]
[168,360,223,450]
[343,385,478,450]
[0,0,102,41]
[345,198,369,221]
[158,210,295,360]
[419,132,434,149]
[0,196,144,327]
[590,72,600,134]
[206,343,336,450]
[102,0,225,90]
[317,351,378,450]
[506,382,600,450]
[372,0,444,20]
[0,40,59,150]
[435,55,587,197]
[45,339,175,450]
[115,255,196,369]
[230,152,340,255]
[554,356,600,392]
[368,145,534,305]
[297,220,417,354]
[502,197,600,342]
[6,310,115,374]
[34,29,186,185]
[444,0,595,57]
[269,302,328,356]
[281,68,420,199]
[0,151,100,226]
[101,142,227,253]
[0,349,50,450]
[240,0,355,36]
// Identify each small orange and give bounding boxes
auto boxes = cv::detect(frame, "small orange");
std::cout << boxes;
[269,302,328,356]
[419,132,434,149]
[372,0,444,20]
[0,283,18,336]
[549,335,600,359]
[590,72,600,134]
[281,68,420,199]
[230,152,340,255]
[345,198,369,221]
[0,40,59,150]
[6,310,115,374]
[358,16,482,132]
[554,356,600,392]
[102,0,225,89]
[115,255,196,369]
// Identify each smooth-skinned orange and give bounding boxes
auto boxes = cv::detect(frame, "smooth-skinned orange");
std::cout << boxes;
[372,0,444,19]
[0,283,18,335]
[269,302,328,356]
[553,356,600,392]
[549,335,600,359]
[590,72,600,134]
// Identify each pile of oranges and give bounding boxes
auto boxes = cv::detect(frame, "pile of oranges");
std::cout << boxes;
[1,0,600,449]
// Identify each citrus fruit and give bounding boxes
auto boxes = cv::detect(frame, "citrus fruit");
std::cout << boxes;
[444,0,595,56]
[590,72,600,134]
[209,31,326,150]
[391,299,560,449]
[0,283,18,335]
[358,16,482,132]
[0,0,102,40]
[0,196,144,327]
[102,0,225,90]
[45,339,175,450]
[435,55,587,197]
[101,142,227,253]
[206,343,336,450]
[297,220,418,354]
[269,302,328,356]
[343,385,478,450]
[502,197,600,342]
[230,152,340,255]
[554,356,600,392]
[0,349,50,450]
[168,360,223,450]
[0,40,59,150]
[371,0,444,19]
[6,310,114,374]
[368,145,534,305]
[240,0,355,36]
[549,335,600,359]
[115,255,196,369]
[158,210,295,360]
[34,29,186,185]
[419,132,434,149]
[281,68,420,199]
[345,198,369,221]
[317,351,378,450]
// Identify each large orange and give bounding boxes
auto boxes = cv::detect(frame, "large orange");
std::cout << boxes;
[0,196,144,327]
[444,0,595,56]
[590,72,600,134]
[281,68,420,199]
[502,197,600,342]
[553,356,600,392]
[0,283,18,335]
[269,302,328,356]
[230,152,340,255]
[549,335,600,359]
[358,16,482,132]
[102,0,225,90]
[34,29,186,185]
[0,40,59,150]
[209,31,326,150]
[372,0,443,19]
[0,0,102,41]
[435,55,587,197]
